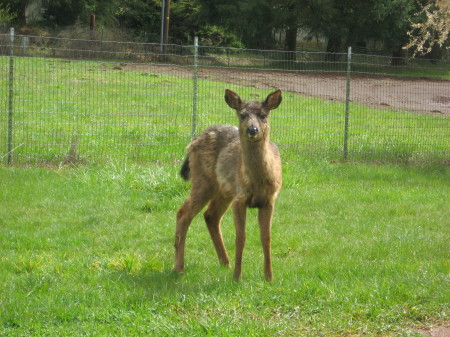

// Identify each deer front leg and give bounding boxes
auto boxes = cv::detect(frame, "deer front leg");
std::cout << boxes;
[258,203,274,282]
[232,200,247,280]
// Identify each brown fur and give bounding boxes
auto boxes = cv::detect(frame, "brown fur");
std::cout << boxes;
[173,89,282,281]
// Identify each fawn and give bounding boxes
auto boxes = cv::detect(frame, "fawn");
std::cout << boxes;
[173,89,282,281]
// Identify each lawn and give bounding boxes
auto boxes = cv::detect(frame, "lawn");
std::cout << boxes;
[0,161,448,336]
[0,54,449,336]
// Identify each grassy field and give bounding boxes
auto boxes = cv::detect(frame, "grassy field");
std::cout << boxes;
[0,161,449,336]
[0,56,448,165]
[0,55,449,335]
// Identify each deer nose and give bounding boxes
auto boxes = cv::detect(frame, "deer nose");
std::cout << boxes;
[247,126,259,136]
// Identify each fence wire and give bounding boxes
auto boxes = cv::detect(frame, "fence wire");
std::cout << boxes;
[0,33,449,165]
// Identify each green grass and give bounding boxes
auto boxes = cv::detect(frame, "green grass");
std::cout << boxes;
[1,161,449,336]
[0,56,448,165]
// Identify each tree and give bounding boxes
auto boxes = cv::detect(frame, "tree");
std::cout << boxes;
[368,0,415,64]
[0,4,17,25]
[404,0,450,56]
[43,0,89,26]
[298,0,414,53]
[2,0,29,23]
[2,0,119,27]
[282,0,416,64]
[170,0,201,44]
[272,0,302,51]
[114,0,161,41]
[193,0,277,48]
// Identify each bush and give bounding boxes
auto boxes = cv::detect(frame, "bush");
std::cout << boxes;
[198,25,244,48]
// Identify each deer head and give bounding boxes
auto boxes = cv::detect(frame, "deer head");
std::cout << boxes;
[225,89,282,142]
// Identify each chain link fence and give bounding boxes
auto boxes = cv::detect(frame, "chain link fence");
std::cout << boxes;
[1,30,449,165]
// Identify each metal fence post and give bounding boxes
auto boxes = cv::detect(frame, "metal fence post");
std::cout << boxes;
[8,27,15,165]
[343,46,351,161]
[191,36,199,139]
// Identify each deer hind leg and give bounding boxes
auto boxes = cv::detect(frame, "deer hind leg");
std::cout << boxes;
[203,194,232,268]
[232,200,247,280]
[173,187,212,273]
[258,203,274,282]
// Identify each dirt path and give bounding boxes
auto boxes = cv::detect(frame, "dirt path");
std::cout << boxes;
[418,325,450,337]
[120,64,450,115]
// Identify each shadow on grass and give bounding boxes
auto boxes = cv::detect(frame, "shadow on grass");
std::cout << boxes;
[99,263,242,298]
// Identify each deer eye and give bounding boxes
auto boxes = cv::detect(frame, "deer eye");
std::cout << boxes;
[239,113,248,121]
[259,114,267,121]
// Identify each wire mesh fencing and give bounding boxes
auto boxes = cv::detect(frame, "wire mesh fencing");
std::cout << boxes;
[1,31,449,166]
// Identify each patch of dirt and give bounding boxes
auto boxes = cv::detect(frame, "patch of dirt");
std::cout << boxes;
[117,64,450,116]
[418,325,450,337]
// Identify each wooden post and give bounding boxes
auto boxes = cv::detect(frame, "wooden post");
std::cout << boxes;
[90,14,96,39]
[163,0,170,53]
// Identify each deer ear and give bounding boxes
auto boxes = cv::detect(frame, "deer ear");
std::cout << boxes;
[264,89,282,110]
[225,89,242,110]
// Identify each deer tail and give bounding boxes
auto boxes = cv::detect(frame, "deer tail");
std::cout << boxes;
[180,156,190,181]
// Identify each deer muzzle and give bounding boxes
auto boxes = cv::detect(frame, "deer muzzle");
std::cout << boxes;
[247,125,259,137]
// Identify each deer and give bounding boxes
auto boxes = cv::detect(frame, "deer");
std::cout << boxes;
[173,89,282,281]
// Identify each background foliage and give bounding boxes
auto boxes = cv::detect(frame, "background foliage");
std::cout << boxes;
[1,0,449,57]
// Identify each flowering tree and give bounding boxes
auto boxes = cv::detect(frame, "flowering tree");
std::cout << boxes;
[404,0,450,56]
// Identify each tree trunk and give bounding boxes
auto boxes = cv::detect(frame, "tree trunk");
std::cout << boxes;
[325,36,342,62]
[284,26,297,62]
[391,47,406,66]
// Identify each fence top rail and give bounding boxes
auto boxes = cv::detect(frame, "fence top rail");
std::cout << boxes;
[0,33,183,49]
[1,32,448,78]
[1,32,447,64]
[198,44,347,55]
[1,33,342,56]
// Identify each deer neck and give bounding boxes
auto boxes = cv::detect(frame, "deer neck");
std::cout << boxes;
[240,137,272,182]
